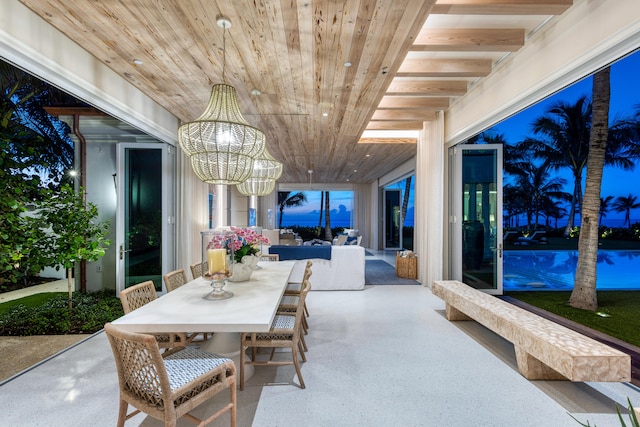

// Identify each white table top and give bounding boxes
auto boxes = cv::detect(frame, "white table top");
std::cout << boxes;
[113,261,295,333]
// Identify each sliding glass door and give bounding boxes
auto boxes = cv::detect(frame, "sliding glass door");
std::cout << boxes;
[450,144,503,294]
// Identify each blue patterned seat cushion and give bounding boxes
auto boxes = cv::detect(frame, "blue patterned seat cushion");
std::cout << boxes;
[163,347,231,390]
[286,282,302,292]
[271,314,295,331]
[279,295,299,307]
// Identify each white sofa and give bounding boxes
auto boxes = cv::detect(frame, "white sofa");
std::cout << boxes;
[271,245,365,290]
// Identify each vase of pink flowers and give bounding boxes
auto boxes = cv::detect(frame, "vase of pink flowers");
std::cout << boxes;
[228,227,269,282]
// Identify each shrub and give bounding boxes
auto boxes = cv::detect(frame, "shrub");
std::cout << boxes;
[0,291,123,336]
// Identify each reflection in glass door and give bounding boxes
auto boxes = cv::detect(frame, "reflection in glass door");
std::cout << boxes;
[117,144,171,293]
[451,144,503,294]
[384,189,402,249]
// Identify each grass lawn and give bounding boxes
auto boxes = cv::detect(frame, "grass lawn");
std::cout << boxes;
[0,292,66,315]
[504,290,640,348]
[0,291,123,335]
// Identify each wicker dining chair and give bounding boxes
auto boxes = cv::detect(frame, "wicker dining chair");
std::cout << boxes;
[163,268,188,292]
[190,261,208,280]
[278,261,311,347]
[119,281,186,353]
[240,278,311,390]
[104,323,237,427]
[163,269,212,343]
[284,261,312,319]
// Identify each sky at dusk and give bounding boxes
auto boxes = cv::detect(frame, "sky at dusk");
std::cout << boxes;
[491,49,640,224]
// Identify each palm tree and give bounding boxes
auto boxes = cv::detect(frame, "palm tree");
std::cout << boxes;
[520,97,591,236]
[0,61,74,185]
[599,195,614,225]
[570,67,610,311]
[277,191,307,228]
[324,192,332,241]
[316,191,324,237]
[519,96,639,236]
[510,160,569,230]
[612,194,640,227]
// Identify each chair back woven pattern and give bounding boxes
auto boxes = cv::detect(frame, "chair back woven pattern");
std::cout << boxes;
[190,261,208,280]
[120,281,157,314]
[105,323,237,426]
[164,269,188,292]
[106,323,169,410]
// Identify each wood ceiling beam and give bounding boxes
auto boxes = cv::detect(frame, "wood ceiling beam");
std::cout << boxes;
[431,0,573,15]
[371,110,438,121]
[397,58,492,77]
[386,80,468,96]
[366,121,424,130]
[378,96,449,109]
[412,28,524,52]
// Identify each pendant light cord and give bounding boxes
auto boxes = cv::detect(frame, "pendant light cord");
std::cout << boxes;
[222,24,227,84]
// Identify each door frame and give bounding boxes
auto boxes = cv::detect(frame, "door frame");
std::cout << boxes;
[449,143,503,294]
[115,142,175,295]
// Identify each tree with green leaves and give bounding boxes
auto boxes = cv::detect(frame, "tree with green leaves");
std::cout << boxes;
[277,191,307,228]
[612,194,640,228]
[40,184,110,309]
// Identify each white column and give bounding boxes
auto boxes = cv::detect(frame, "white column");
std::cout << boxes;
[415,112,444,288]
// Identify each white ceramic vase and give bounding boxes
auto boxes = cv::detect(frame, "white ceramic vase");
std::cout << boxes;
[229,255,259,282]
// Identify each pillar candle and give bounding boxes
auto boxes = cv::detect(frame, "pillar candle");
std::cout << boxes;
[207,248,227,275]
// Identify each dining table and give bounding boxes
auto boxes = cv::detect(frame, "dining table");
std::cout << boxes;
[113,260,296,361]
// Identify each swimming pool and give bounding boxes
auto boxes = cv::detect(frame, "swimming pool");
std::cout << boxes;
[503,250,640,291]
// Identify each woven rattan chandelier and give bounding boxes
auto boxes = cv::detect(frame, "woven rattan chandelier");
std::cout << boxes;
[237,148,283,196]
[178,16,265,185]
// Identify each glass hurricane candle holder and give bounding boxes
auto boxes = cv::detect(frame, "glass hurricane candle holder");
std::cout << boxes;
[201,229,235,300]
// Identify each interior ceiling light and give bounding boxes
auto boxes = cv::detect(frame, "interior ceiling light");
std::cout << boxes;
[133,59,143,65]
[344,62,352,67]
[236,148,283,196]
[178,16,265,185]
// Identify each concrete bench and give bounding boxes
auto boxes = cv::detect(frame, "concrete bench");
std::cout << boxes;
[432,280,631,382]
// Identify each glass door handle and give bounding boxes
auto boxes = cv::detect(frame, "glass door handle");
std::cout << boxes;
[119,244,132,260]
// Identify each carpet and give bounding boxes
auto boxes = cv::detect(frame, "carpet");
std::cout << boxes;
[365,259,418,285]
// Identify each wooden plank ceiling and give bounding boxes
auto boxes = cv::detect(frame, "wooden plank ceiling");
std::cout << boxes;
[19,0,573,184]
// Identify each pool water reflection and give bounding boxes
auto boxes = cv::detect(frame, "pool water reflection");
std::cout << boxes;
[504,250,640,291]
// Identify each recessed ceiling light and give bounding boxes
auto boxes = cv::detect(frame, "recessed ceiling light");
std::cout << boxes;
[353,169,357,173]
[322,112,328,117]
[133,59,143,65]
[251,89,261,96]
[366,154,370,157]
[344,62,352,67]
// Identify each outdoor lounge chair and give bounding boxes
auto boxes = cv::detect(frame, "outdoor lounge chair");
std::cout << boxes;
[516,230,548,245]
[503,231,521,243]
